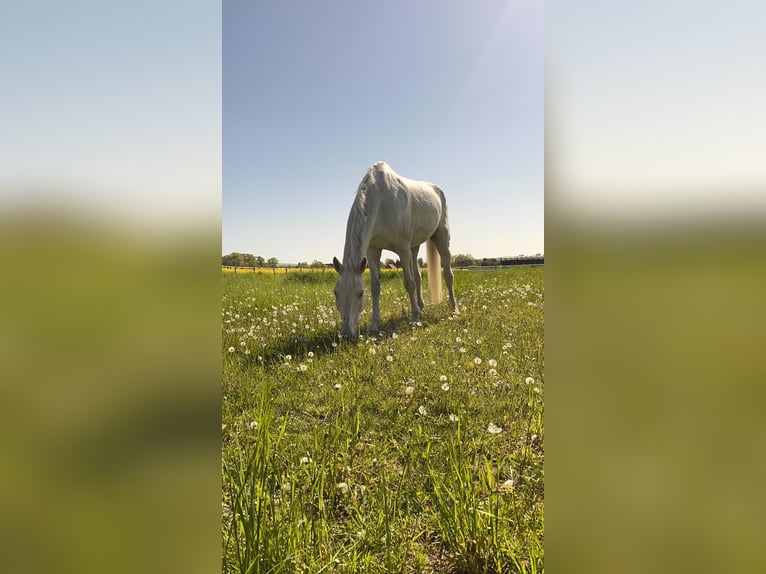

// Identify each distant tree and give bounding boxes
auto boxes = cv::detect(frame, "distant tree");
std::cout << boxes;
[297,261,307,268]
[452,253,476,267]
[254,255,265,267]
[310,260,324,268]
[242,253,257,267]
[480,257,499,267]
[417,257,424,268]
[267,257,278,268]
[222,252,245,267]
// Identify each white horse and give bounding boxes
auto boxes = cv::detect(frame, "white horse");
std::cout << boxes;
[333,161,457,339]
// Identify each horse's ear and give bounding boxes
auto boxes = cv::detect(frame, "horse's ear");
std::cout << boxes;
[333,257,343,274]
[359,257,367,273]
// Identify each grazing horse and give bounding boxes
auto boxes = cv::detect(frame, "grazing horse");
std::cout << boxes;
[333,161,457,339]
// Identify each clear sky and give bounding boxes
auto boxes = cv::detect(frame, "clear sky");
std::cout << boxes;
[223,0,544,263]
[547,0,766,222]
[0,1,221,227]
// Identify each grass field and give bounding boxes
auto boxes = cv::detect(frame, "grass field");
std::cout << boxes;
[222,268,544,573]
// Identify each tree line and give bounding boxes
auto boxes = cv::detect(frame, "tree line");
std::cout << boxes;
[222,252,543,268]
[221,253,325,268]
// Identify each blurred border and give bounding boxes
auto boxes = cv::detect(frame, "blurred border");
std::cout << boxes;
[0,2,221,573]
[547,1,766,573]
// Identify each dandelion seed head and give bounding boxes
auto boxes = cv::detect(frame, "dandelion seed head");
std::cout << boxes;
[337,482,349,495]
[448,414,459,422]
[334,383,342,391]
[386,355,394,362]
[441,383,450,391]
[526,377,535,385]
[298,363,308,372]
[405,386,415,395]
[439,375,447,382]
[488,359,497,367]
[474,357,482,365]
[418,405,428,416]
[227,347,235,353]
[487,423,503,434]
[489,368,497,376]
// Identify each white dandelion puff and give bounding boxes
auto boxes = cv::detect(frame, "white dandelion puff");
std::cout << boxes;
[487,422,503,434]
[334,383,342,391]
[441,383,450,391]
[525,377,535,385]
[227,346,235,353]
[386,355,394,362]
[488,359,497,367]
[418,405,428,416]
[474,357,482,365]
[439,375,448,382]
[337,482,349,495]
[448,414,459,422]
[405,386,415,395]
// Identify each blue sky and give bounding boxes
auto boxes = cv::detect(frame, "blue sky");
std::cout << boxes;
[0,1,221,225]
[224,0,544,263]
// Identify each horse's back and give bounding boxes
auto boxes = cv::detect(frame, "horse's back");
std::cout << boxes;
[366,162,446,246]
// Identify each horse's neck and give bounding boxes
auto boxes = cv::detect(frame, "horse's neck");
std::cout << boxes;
[342,189,379,266]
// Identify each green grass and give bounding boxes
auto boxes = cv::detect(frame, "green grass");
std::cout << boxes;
[222,268,544,573]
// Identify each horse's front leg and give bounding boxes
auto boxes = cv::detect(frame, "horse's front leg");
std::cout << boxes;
[367,248,382,333]
[397,246,420,323]
[411,245,424,311]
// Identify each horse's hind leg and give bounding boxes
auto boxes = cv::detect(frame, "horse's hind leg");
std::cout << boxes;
[367,247,382,333]
[397,245,421,323]
[411,245,424,311]
[432,230,457,311]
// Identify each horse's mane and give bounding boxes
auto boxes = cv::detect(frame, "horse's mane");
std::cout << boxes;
[342,166,380,266]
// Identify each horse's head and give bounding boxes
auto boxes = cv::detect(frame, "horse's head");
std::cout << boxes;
[332,256,367,340]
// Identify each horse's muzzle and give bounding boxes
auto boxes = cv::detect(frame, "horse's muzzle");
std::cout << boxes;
[340,321,359,342]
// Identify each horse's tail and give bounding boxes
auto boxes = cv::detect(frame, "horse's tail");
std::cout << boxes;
[427,239,442,304]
